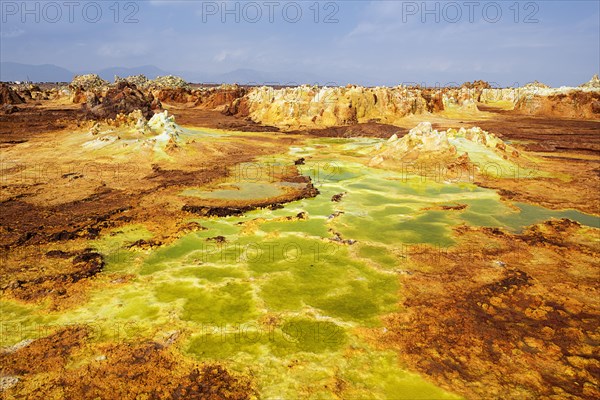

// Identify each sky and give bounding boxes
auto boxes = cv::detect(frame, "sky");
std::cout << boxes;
[1,0,599,86]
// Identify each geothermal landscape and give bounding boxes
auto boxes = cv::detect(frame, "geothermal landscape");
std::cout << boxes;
[0,73,598,399]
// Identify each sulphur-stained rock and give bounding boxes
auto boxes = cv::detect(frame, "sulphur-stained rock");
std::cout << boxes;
[70,74,108,91]
[421,89,445,112]
[71,88,98,105]
[1,104,20,114]
[461,80,492,90]
[154,88,196,104]
[478,78,600,119]
[146,75,189,90]
[107,109,147,129]
[82,110,183,151]
[578,74,600,89]
[442,86,484,108]
[243,85,438,129]
[523,80,550,90]
[147,110,183,137]
[479,87,520,104]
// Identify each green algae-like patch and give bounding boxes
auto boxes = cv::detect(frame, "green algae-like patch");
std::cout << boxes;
[160,281,258,325]
[340,348,463,399]
[172,265,247,282]
[258,245,398,325]
[115,294,161,320]
[185,317,346,360]
[91,224,154,273]
[500,202,600,231]
[270,318,347,355]
[356,244,402,269]
[0,300,58,346]
[186,330,264,359]
[258,217,330,238]
[155,280,253,321]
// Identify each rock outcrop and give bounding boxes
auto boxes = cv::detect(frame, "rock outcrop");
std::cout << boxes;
[478,77,600,119]
[240,85,440,129]
[83,81,159,120]
[196,85,248,111]
[154,88,198,104]
[0,84,25,105]
[514,90,600,119]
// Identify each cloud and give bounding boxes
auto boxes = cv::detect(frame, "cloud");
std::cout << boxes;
[0,28,25,38]
[214,49,246,63]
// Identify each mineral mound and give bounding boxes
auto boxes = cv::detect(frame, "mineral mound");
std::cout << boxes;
[114,74,149,88]
[579,73,600,89]
[146,75,189,90]
[370,122,523,178]
[70,74,108,90]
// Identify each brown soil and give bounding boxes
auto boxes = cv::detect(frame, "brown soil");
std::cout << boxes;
[473,105,600,154]
[169,106,279,132]
[290,122,406,139]
[0,326,255,399]
[379,219,600,399]
[0,102,86,144]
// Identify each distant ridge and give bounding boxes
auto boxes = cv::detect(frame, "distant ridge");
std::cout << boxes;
[0,62,74,82]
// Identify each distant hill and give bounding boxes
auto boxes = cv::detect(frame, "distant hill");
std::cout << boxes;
[0,62,172,83]
[0,62,74,82]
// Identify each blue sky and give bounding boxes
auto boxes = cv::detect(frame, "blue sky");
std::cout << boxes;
[1,0,599,86]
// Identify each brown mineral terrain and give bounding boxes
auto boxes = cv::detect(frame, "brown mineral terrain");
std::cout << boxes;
[380,219,600,399]
[0,326,255,399]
